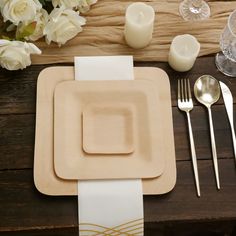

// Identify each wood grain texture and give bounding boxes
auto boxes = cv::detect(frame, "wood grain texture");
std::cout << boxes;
[0,57,235,169]
[1,56,236,234]
[0,114,35,170]
[1,222,236,236]
[1,159,236,232]
[1,56,236,115]
[1,222,235,236]
[0,228,79,236]
[0,104,235,170]
[30,0,236,64]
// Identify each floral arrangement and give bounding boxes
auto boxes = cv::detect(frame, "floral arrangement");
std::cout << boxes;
[0,0,97,70]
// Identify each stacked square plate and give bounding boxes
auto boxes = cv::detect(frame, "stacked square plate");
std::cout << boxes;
[34,66,176,195]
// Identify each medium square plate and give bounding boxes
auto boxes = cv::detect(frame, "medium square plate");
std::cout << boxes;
[82,103,134,154]
[54,80,165,180]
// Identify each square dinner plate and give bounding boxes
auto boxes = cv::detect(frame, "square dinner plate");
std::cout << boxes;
[54,80,165,180]
[34,67,176,195]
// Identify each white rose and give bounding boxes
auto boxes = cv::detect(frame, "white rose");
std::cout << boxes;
[52,0,97,13]
[77,0,97,13]
[0,0,42,25]
[52,0,79,8]
[44,7,86,46]
[17,9,49,41]
[0,40,41,70]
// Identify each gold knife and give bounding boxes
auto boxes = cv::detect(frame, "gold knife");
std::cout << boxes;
[219,81,236,163]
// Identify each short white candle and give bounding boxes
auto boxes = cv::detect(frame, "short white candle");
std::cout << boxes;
[168,34,200,72]
[124,2,155,49]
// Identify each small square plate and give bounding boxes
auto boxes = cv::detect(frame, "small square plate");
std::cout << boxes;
[83,103,134,154]
[54,80,165,180]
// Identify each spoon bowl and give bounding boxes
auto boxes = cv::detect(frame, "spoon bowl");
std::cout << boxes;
[194,75,221,107]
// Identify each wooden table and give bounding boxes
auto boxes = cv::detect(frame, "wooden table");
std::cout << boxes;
[1,56,236,235]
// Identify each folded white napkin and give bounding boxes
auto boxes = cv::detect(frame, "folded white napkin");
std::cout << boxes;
[74,56,144,236]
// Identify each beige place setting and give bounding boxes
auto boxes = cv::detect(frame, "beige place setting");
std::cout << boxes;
[33,58,177,235]
[32,1,236,235]
[34,65,176,196]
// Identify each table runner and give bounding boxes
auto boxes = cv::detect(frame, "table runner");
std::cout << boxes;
[31,0,236,64]
[75,56,143,236]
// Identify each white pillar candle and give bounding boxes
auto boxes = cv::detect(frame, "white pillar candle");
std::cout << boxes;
[124,2,155,49]
[168,34,200,72]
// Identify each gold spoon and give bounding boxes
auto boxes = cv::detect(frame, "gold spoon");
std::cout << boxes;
[194,75,221,190]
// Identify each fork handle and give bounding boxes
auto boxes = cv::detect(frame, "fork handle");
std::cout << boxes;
[207,107,220,190]
[186,112,201,197]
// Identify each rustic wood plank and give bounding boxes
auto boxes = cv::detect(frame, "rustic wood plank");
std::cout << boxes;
[1,221,235,236]
[0,57,235,115]
[175,104,236,162]
[1,56,236,234]
[0,114,35,170]
[144,159,236,223]
[0,66,40,115]
[0,228,79,236]
[0,169,77,231]
[0,103,235,170]
[1,159,236,232]
[144,221,236,236]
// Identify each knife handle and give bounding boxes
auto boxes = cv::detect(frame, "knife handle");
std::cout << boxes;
[230,123,236,162]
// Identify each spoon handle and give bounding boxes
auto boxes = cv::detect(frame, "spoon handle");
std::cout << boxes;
[208,107,220,190]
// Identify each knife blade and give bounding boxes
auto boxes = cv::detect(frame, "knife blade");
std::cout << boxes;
[219,81,236,162]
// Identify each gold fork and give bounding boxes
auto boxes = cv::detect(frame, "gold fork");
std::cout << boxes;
[178,79,200,197]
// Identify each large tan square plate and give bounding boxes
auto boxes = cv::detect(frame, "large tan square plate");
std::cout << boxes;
[34,67,176,196]
[54,80,165,180]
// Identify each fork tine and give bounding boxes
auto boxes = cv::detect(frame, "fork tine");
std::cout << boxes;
[187,79,192,99]
[178,79,181,101]
[181,79,187,102]
[184,79,188,101]
[180,79,185,101]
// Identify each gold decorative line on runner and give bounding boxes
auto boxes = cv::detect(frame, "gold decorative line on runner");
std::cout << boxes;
[79,218,143,236]
[97,224,143,236]
[93,218,143,236]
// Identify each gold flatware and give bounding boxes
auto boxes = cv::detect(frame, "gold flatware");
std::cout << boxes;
[178,79,200,197]
[220,81,236,163]
[194,75,221,190]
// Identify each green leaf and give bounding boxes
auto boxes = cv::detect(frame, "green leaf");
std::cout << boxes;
[39,0,52,6]
[16,21,37,40]
[39,0,46,5]
[1,35,11,40]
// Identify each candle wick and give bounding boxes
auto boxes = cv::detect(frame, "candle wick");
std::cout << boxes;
[137,12,145,23]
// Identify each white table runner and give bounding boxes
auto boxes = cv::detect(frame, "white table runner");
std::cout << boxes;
[75,56,144,236]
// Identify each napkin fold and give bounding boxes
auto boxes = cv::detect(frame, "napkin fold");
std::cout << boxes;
[74,56,143,236]
[75,56,134,81]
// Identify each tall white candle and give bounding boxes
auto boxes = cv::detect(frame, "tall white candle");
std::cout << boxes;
[124,2,155,49]
[168,34,200,72]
